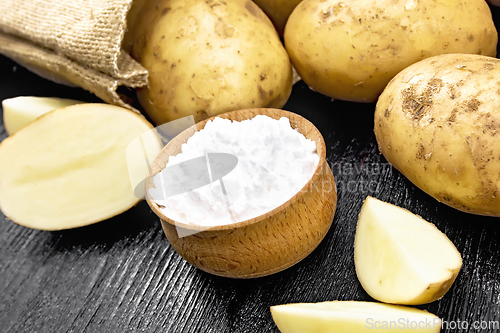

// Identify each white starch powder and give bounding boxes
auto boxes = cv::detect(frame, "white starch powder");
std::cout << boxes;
[152,115,319,226]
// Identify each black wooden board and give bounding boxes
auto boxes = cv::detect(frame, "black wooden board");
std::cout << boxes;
[2,6,500,332]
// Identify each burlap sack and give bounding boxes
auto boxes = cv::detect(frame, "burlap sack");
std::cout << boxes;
[0,0,147,111]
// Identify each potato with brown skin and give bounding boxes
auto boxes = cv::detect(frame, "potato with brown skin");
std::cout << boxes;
[126,0,292,126]
[285,0,497,103]
[375,54,500,216]
[486,0,500,7]
[252,0,302,35]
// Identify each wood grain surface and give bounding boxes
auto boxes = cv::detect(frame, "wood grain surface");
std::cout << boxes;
[2,7,500,330]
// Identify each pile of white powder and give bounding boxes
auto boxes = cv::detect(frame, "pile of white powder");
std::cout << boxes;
[152,115,319,226]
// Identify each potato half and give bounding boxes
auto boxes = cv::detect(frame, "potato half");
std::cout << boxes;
[271,301,441,332]
[0,104,163,230]
[2,96,82,135]
[127,0,293,126]
[252,0,302,35]
[355,197,462,305]
[285,0,497,102]
[375,54,500,216]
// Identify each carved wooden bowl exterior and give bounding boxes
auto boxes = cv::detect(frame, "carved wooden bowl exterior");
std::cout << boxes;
[146,108,337,278]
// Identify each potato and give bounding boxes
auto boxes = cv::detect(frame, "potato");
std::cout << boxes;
[271,301,441,332]
[486,0,500,7]
[355,197,462,305]
[375,54,500,216]
[252,0,302,35]
[0,104,163,230]
[284,0,497,102]
[2,96,82,135]
[126,0,293,126]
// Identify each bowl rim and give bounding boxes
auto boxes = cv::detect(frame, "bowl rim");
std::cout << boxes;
[145,108,327,232]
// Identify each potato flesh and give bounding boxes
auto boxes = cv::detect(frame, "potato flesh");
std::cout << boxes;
[271,301,441,332]
[128,0,293,126]
[284,0,497,102]
[0,104,163,230]
[375,54,500,216]
[354,197,462,305]
[2,96,82,135]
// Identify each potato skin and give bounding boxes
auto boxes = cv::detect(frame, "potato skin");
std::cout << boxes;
[375,54,500,216]
[252,0,302,35]
[486,0,500,7]
[127,0,292,126]
[285,0,497,103]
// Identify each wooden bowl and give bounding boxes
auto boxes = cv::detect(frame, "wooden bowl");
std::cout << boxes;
[145,108,337,278]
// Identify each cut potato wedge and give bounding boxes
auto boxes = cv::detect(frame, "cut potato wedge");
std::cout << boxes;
[2,96,83,135]
[0,103,163,230]
[271,301,441,332]
[354,197,462,305]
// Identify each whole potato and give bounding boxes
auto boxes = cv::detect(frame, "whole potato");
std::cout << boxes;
[375,54,500,216]
[285,0,497,103]
[127,0,292,126]
[486,0,500,7]
[252,0,302,35]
